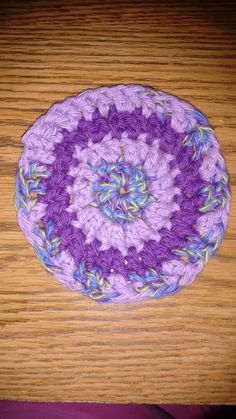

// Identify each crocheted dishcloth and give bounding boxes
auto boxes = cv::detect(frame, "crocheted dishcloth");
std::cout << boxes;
[15,84,231,304]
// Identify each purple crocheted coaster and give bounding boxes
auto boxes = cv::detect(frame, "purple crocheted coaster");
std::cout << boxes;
[15,84,231,303]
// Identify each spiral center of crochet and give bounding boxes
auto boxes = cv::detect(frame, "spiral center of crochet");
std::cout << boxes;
[90,159,155,225]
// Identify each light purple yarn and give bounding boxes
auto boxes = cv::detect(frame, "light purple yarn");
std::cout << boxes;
[15,84,231,303]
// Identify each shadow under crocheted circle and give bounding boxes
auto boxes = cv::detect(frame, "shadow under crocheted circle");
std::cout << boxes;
[15,84,231,303]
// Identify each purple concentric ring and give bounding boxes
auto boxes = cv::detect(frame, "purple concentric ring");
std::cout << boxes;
[38,104,207,277]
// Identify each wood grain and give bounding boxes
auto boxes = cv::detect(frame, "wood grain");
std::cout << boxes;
[0,0,236,404]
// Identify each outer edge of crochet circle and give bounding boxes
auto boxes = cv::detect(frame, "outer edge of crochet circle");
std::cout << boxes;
[15,83,231,304]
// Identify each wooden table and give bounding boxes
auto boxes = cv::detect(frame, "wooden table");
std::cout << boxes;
[0,0,236,405]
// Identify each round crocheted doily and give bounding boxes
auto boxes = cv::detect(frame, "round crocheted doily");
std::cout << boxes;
[15,84,231,303]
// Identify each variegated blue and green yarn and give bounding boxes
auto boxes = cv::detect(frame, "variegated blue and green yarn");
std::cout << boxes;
[15,162,50,216]
[90,159,155,225]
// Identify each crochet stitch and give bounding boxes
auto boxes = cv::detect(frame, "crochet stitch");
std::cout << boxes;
[15,84,231,303]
